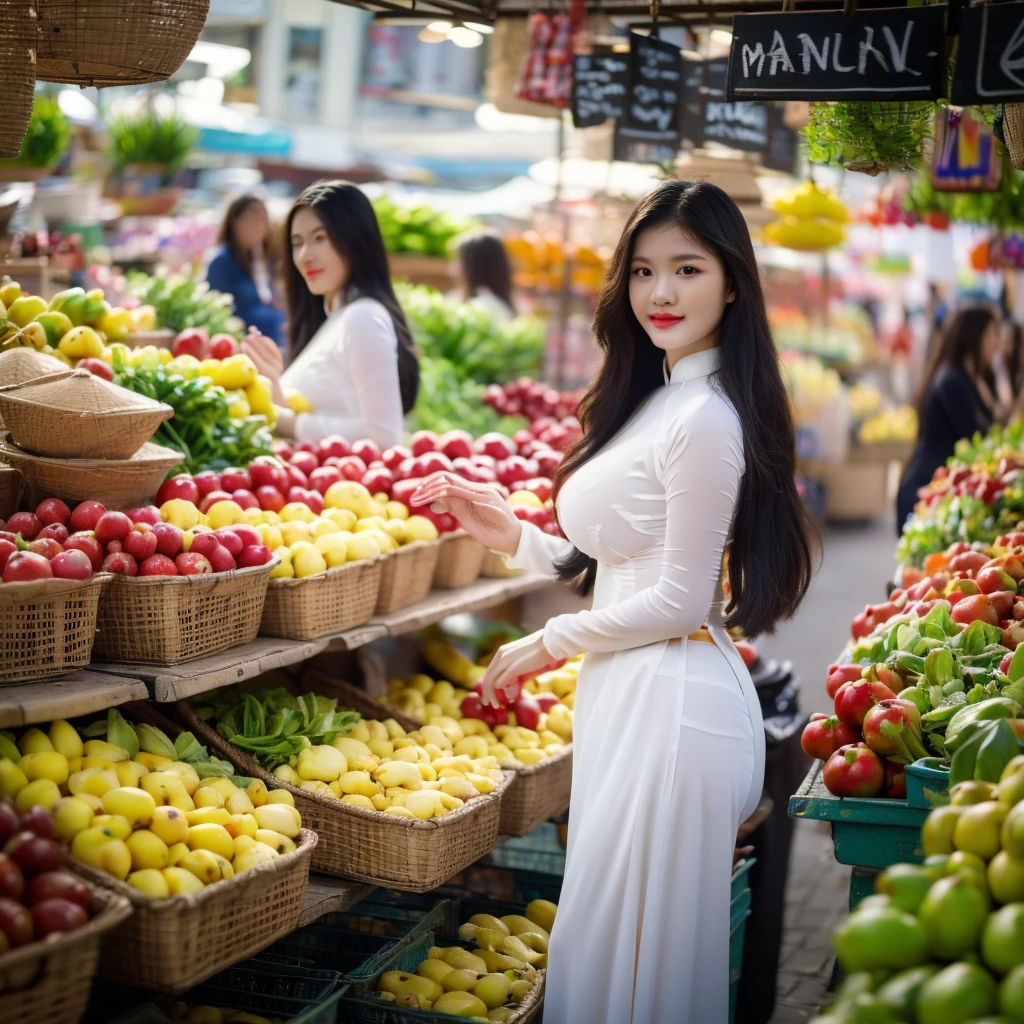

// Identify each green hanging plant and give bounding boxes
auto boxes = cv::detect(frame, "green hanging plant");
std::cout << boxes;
[107,110,197,184]
[0,96,71,169]
[804,101,935,176]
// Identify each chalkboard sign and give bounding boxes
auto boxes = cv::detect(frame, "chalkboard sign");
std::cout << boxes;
[678,56,709,146]
[572,47,630,129]
[618,31,683,147]
[764,106,799,174]
[726,7,947,101]
[701,101,769,152]
[952,2,1024,104]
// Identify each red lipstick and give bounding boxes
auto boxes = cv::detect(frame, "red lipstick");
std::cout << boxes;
[649,313,683,329]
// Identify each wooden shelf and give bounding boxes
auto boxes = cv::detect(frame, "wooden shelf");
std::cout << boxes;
[298,875,376,928]
[0,671,148,728]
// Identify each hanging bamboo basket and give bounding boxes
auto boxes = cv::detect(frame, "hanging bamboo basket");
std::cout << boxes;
[35,0,210,87]
[1004,105,1024,171]
[0,0,37,160]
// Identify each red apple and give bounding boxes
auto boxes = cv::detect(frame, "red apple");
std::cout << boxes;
[534,451,562,477]
[18,807,53,840]
[316,435,351,463]
[139,554,178,576]
[231,489,259,511]
[352,439,382,465]
[192,471,223,498]
[152,523,184,558]
[3,552,53,582]
[207,544,236,573]
[523,477,553,503]
[416,453,453,478]
[7,512,41,541]
[237,544,272,568]
[228,524,262,548]
[309,466,343,495]
[175,552,212,575]
[213,529,243,556]
[101,551,138,576]
[290,451,320,477]
[270,440,294,462]
[0,855,24,901]
[26,870,89,909]
[362,468,394,496]
[77,357,114,382]
[208,333,238,359]
[476,433,516,461]
[32,897,88,937]
[123,523,158,561]
[255,486,286,513]
[410,431,438,456]
[155,475,200,507]
[125,506,162,527]
[172,327,208,360]
[37,523,69,545]
[534,693,560,713]
[951,594,999,627]
[189,533,220,559]
[511,695,542,730]
[0,896,32,947]
[34,497,70,526]
[286,464,309,490]
[382,446,411,472]
[50,549,92,580]
[220,467,251,492]
[198,491,233,514]
[295,440,316,454]
[288,487,325,514]
[335,456,368,482]
[64,533,103,570]
[249,456,289,494]
[69,500,106,533]
[3,832,61,875]
[27,538,62,560]
[94,511,132,546]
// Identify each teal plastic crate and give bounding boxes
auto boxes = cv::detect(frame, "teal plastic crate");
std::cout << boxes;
[439,864,563,905]
[905,758,950,809]
[729,911,751,1024]
[484,822,566,876]
[789,761,928,869]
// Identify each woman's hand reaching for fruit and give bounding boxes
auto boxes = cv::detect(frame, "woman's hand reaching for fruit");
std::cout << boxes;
[410,472,522,555]
[480,631,557,708]
[242,327,286,404]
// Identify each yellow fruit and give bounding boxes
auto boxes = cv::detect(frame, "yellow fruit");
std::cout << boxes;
[167,842,190,866]
[225,813,259,839]
[285,388,313,413]
[0,759,28,799]
[273,765,301,786]
[115,761,150,787]
[264,789,295,806]
[301,779,331,796]
[525,899,557,933]
[341,794,376,810]
[314,533,348,567]
[297,745,346,782]
[473,974,513,1010]
[8,294,48,327]
[337,770,378,797]
[233,835,257,859]
[224,789,255,816]
[418,959,455,984]
[280,502,315,524]
[255,829,296,855]
[385,501,410,521]
[163,866,207,895]
[48,720,84,759]
[102,787,156,828]
[374,761,422,790]
[72,829,132,880]
[404,516,439,542]
[128,868,171,899]
[19,728,55,755]
[126,829,170,871]
[193,787,225,809]
[206,500,245,530]
[290,541,328,578]
[140,772,194,811]
[345,532,381,562]
[212,354,258,390]
[233,844,279,873]
[179,848,233,884]
[0,281,21,305]
[164,762,201,796]
[150,805,190,846]
[19,751,69,786]
[279,521,311,547]
[323,508,358,531]
[310,517,341,538]
[243,779,268,808]
[52,796,95,841]
[384,806,417,820]
[186,807,232,828]
[15,778,61,813]
[91,814,133,840]
[253,803,301,838]
[187,823,234,860]
[159,499,203,531]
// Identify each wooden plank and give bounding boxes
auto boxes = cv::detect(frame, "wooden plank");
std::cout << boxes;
[0,671,148,728]
[298,875,375,928]
[92,637,330,703]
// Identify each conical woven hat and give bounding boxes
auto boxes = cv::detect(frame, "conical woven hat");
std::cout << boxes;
[0,367,166,414]
[0,349,72,389]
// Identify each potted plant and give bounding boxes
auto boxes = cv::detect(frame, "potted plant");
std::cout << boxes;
[0,96,71,182]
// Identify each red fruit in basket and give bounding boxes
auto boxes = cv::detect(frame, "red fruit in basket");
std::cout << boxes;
[949,550,989,575]
[249,456,288,493]
[7,512,41,540]
[94,511,132,545]
[408,431,437,457]
[18,808,53,841]
[827,665,865,699]
[309,466,342,495]
[63,533,102,569]
[4,832,61,875]
[206,544,236,573]
[822,743,885,798]
[0,855,24,901]
[175,552,212,575]
[316,436,350,463]
[336,456,368,483]
[511,695,542,731]
[208,333,238,359]
[3,552,52,582]
[101,551,137,576]
[78,357,114,381]
[237,544,272,568]
[362,468,394,497]
[212,528,243,556]
[523,477,553,503]
[0,806,19,847]
[122,524,157,561]
[862,699,924,758]
[193,471,222,498]
[189,533,220,558]
[198,491,232,514]
[476,433,516,461]
[50,549,92,580]
[460,693,486,720]
[27,538,62,560]
[382,445,411,472]
[285,464,309,490]
[172,327,208,360]
[885,760,908,799]
[227,524,262,549]
[37,523,69,545]
[288,487,325,514]
[290,450,320,477]
[220,467,251,492]
[231,489,259,512]
[801,716,854,760]
[126,506,162,527]
[0,897,32,947]
[155,474,200,507]
[151,523,184,558]
[27,870,89,909]
[34,497,70,526]
[533,694,560,713]
[255,486,286,513]
[952,594,1000,627]
[0,539,16,570]
[834,679,896,728]
[350,439,380,465]
[138,554,178,577]
[69,500,105,532]
[271,440,293,461]
[32,898,88,937]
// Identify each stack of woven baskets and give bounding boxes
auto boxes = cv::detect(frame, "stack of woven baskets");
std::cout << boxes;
[0,367,181,509]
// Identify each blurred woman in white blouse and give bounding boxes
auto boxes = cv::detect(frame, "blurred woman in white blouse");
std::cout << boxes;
[243,180,419,448]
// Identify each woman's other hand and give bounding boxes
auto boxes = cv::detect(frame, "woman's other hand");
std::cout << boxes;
[410,472,522,555]
[242,327,286,403]
[479,631,556,708]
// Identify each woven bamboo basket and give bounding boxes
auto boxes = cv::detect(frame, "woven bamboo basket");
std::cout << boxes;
[0,353,72,420]
[0,434,183,509]
[0,882,132,1024]
[70,830,315,993]
[432,531,486,589]
[0,463,21,520]
[0,369,174,460]
[0,0,35,160]
[306,672,420,731]
[260,557,382,640]
[374,540,439,614]
[499,744,574,836]
[480,549,526,578]
[1005,105,1024,171]
[177,699,512,892]
[36,0,210,87]
[0,574,107,684]
[93,561,273,665]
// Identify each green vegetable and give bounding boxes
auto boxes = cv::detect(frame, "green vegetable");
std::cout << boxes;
[107,709,140,758]
[373,196,471,257]
[0,96,70,170]
[108,110,197,184]
[949,719,1022,786]
[944,697,1021,755]
[135,723,177,761]
[805,101,933,175]
[127,269,243,339]
[922,692,969,731]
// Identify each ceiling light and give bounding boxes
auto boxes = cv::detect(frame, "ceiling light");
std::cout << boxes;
[417,27,447,43]
[427,21,452,33]
[464,21,494,34]
[448,26,483,47]
[710,29,733,45]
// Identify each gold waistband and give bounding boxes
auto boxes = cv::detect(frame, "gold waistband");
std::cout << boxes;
[682,629,715,645]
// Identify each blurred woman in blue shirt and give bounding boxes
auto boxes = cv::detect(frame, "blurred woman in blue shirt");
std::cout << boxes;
[205,195,287,347]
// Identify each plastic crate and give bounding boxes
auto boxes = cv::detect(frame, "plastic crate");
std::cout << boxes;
[729,911,751,1024]
[439,863,563,905]
[905,758,950,809]
[484,822,567,876]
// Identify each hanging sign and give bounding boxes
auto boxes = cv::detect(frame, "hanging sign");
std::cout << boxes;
[571,46,630,128]
[951,2,1024,104]
[763,106,799,174]
[617,31,683,148]
[725,6,947,101]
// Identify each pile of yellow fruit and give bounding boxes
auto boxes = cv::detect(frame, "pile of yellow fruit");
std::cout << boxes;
[0,719,304,898]
[504,231,610,296]
[764,181,849,251]
[269,712,506,821]
[375,900,555,1018]
[167,1006,280,1024]
[159,481,440,580]
[857,405,918,445]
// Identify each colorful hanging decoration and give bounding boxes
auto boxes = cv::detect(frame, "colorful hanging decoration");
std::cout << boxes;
[516,13,575,107]
[932,108,1002,193]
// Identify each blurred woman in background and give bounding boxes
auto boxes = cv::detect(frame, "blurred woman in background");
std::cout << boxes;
[897,306,1000,532]
[454,232,516,322]
[205,194,286,348]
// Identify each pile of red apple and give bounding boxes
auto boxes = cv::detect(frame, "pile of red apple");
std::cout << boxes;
[154,427,566,537]
[0,801,93,956]
[458,659,568,730]
[170,327,239,361]
[915,457,1023,511]
[0,497,273,581]
[484,378,582,452]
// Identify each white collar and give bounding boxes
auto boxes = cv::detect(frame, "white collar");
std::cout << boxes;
[664,347,721,385]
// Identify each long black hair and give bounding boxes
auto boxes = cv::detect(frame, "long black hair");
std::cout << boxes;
[459,232,515,314]
[219,193,271,278]
[916,306,996,415]
[553,179,813,638]
[285,181,419,414]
